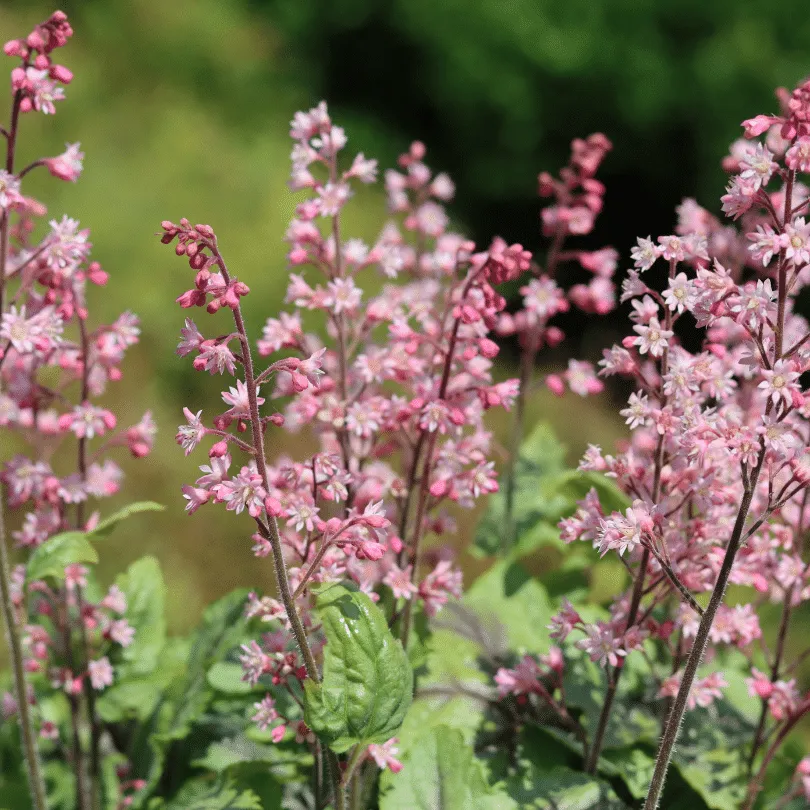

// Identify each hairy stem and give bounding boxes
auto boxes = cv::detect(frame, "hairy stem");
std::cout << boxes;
[0,495,48,810]
[0,83,49,810]
[587,262,674,773]
[645,170,797,810]
[644,477,759,809]
[214,245,341,805]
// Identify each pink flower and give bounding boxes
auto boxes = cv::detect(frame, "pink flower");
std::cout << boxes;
[738,143,777,189]
[785,136,810,172]
[87,657,113,690]
[0,170,22,208]
[661,671,727,710]
[195,340,237,375]
[1,305,63,353]
[758,360,801,406]
[576,624,627,667]
[367,738,403,773]
[548,599,583,642]
[221,380,263,420]
[631,236,662,272]
[521,277,567,321]
[494,655,543,697]
[58,403,116,439]
[108,619,135,647]
[219,466,267,518]
[383,564,418,600]
[324,278,361,314]
[419,560,462,617]
[784,217,810,266]
[633,317,672,358]
[317,182,352,217]
[564,360,603,396]
[251,694,279,731]
[176,408,206,455]
[44,142,83,181]
[240,641,271,686]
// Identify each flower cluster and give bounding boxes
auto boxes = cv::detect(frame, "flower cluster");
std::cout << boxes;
[10,571,135,702]
[163,103,545,778]
[497,132,615,401]
[0,11,153,804]
[521,77,810,806]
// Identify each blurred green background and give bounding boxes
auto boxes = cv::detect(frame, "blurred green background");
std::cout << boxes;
[2,0,809,634]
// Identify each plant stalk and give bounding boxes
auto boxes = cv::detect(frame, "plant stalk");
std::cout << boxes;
[0,494,49,810]
[214,245,341,807]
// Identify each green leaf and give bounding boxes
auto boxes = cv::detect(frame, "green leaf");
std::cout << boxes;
[91,500,165,539]
[561,650,658,750]
[207,662,257,695]
[162,779,262,810]
[395,605,494,756]
[96,678,164,723]
[187,588,252,677]
[43,761,76,810]
[475,423,568,557]
[505,763,628,809]
[550,470,631,517]
[26,531,98,584]
[463,561,553,655]
[379,725,517,810]
[303,581,412,753]
[116,556,166,677]
[671,700,753,810]
[192,734,309,785]
[101,752,128,810]
[600,746,656,800]
[134,591,250,801]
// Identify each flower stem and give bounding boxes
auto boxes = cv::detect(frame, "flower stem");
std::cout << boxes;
[643,455,762,808]
[0,494,48,810]
[0,83,48,810]
[214,244,340,807]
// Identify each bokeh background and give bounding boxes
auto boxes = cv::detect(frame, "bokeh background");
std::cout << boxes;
[2,0,810,634]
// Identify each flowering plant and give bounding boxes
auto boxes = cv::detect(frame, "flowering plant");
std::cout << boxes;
[4,10,810,810]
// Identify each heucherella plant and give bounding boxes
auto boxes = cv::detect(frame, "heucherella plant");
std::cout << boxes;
[466,77,810,810]
[160,101,545,808]
[0,12,158,810]
[5,11,810,810]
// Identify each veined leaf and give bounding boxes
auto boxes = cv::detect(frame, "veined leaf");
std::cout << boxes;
[304,581,412,753]
[379,725,517,810]
[116,556,166,677]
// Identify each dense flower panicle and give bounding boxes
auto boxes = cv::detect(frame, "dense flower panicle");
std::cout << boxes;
[495,132,617,398]
[526,78,810,807]
[163,102,563,751]
[0,16,153,791]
